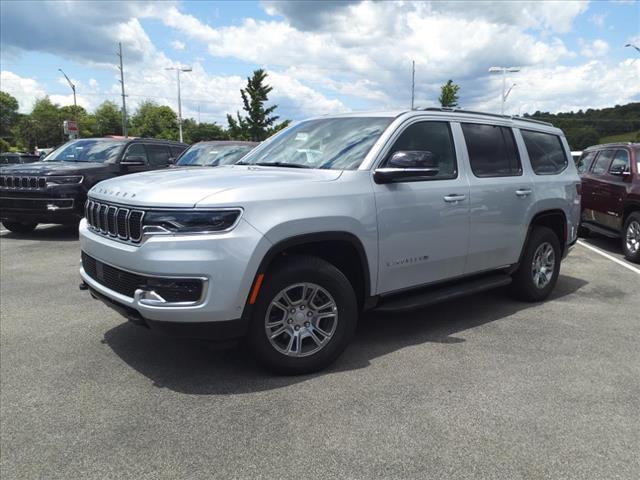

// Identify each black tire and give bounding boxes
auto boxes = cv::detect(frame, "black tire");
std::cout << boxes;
[509,226,561,302]
[247,255,358,375]
[2,221,37,233]
[621,212,640,264]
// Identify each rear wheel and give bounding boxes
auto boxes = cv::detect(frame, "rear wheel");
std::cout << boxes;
[247,255,357,374]
[1,221,37,233]
[622,212,640,264]
[510,226,561,302]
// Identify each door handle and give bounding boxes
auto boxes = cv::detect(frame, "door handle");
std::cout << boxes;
[515,189,532,197]
[443,194,466,203]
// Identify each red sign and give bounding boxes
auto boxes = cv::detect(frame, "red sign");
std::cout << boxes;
[63,120,78,135]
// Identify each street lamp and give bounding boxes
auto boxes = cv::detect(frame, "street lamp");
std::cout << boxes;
[488,66,520,115]
[58,68,79,138]
[165,66,192,143]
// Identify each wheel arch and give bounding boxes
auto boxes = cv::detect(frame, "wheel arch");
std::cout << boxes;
[519,209,568,262]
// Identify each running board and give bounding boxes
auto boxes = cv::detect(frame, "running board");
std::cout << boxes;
[374,273,512,313]
[582,222,620,239]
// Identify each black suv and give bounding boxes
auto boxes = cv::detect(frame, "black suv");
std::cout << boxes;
[0,137,187,233]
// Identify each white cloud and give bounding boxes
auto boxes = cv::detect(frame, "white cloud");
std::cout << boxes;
[0,71,46,112]
[580,39,611,58]
[171,40,185,51]
[589,13,607,28]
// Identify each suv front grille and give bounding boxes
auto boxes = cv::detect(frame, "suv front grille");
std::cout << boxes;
[85,200,144,243]
[0,176,47,189]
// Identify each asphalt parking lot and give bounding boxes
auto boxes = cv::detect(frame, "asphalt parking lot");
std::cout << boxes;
[1,225,638,480]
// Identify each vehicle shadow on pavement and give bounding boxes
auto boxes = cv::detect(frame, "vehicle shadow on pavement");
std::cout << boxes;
[580,235,623,257]
[102,274,587,395]
[1,224,78,242]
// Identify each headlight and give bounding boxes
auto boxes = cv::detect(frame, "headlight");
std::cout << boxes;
[46,175,83,186]
[142,209,242,234]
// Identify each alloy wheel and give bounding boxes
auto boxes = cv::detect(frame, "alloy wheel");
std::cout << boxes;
[531,241,556,289]
[265,282,338,357]
[626,220,640,254]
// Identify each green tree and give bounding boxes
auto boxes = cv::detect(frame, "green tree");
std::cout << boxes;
[182,119,229,143]
[227,69,290,141]
[438,79,460,108]
[14,97,63,150]
[129,101,178,140]
[0,91,19,144]
[93,100,122,136]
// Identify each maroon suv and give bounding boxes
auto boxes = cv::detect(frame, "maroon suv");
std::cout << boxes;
[577,142,640,263]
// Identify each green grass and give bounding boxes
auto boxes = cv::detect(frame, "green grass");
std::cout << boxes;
[599,131,640,144]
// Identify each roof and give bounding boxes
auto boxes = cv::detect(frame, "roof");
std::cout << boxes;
[194,140,258,147]
[68,137,188,146]
[584,142,639,150]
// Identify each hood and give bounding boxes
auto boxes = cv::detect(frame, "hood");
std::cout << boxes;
[0,161,108,176]
[88,165,343,207]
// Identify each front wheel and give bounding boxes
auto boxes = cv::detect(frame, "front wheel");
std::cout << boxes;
[622,212,640,264]
[2,221,37,233]
[509,226,561,302]
[247,255,358,375]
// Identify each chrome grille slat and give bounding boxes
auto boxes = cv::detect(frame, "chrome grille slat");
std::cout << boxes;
[85,199,144,244]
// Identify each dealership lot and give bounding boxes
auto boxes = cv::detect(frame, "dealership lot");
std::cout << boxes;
[1,226,638,479]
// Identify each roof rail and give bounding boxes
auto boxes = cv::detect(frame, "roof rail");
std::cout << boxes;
[595,142,634,147]
[419,107,554,127]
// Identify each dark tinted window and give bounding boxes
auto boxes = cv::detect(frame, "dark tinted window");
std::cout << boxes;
[1,154,20,164]
[521,130,568,175]
[123,143,148,163]
[170,146,186,159]
[461,123,521,177]
[609,150,630,174]
[145,144,171,166]
[577,151,597,173]
[591,150,614,175]
[385,121,457,179]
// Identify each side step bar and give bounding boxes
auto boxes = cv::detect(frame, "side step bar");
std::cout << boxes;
[581,222,620,239]
[374,273,512,313]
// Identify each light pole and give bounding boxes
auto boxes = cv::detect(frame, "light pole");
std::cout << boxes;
[58,68,78,138]
[165,66,192,143]
[488,66,520,115]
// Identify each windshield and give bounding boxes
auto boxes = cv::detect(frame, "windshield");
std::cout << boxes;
[238,117,393,170]
[177,144,254,167]
[45,139,124,163]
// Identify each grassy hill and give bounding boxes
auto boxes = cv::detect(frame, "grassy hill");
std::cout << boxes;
[599,131,640,144]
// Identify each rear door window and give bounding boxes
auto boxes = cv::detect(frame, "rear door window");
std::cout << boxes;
[461,123,522,177]
[590,150,614,175]
[520,130,568,175]
[145,144,172,166]
[576,151,597,173]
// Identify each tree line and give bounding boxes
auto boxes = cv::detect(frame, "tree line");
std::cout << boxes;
[0,69,289,152]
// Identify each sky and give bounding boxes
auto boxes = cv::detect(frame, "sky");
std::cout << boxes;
[1,0,639,125]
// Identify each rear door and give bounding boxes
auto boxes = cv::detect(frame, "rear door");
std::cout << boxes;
[461,122,535,273]
[583,150,615,228]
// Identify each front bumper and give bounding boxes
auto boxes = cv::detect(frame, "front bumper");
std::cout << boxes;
[79,217,271,332]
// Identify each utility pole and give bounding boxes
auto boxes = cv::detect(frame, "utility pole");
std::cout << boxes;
[488,66,520,115]
[410,60,415,110]
[58,68,78,138]
[165,66,192,143]
[117,43,128,137]
[197,104,201,124]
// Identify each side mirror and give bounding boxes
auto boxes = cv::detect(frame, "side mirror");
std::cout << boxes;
[120,156,146,166]
[373,150,439,184]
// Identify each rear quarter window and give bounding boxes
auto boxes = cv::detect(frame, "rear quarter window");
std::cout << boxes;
[520,130,568,175]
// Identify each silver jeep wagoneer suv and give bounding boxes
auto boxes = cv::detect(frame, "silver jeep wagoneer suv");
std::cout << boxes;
[79,108,581,373]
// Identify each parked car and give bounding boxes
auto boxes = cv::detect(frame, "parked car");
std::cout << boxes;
[0,137,187,233]
[577,142,640,263]
[78,109,580,374]
[175,141,257,167]
[571,151,582,164]
[0,152,41,165]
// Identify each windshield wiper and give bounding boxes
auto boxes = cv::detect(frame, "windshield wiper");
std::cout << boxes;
[253,161,311,169]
